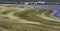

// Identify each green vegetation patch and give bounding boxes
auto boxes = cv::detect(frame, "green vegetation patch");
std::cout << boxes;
[14,8,60,27]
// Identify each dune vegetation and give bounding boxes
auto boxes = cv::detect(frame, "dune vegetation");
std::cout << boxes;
[0,5,60,31]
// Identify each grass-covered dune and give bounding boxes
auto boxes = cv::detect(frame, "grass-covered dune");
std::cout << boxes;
[0,5,60,31]
[14,8,60,27]
[0,21,58,31]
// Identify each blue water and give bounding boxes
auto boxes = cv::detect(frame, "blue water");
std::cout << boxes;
[23,5,60,18]
[53,12,60,18]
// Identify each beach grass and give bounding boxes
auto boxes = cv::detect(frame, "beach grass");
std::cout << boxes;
[0,5,60,31]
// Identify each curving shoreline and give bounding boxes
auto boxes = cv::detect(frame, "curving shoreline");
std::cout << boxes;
[22,5,60,18]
